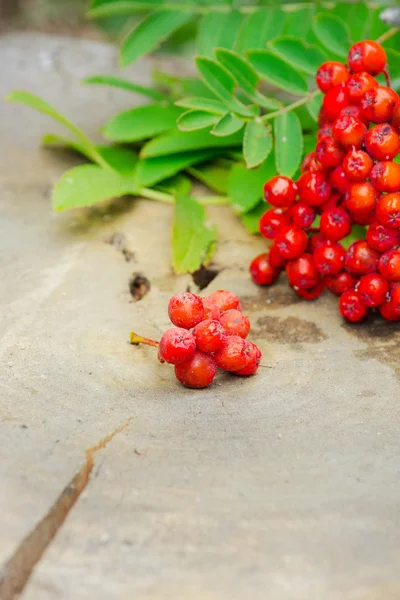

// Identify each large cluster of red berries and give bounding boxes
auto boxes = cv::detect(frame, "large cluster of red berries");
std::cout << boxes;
[250,40,400,323]
[130,290,262,388]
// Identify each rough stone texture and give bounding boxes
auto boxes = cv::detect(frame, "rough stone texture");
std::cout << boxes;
[1,33,400,600]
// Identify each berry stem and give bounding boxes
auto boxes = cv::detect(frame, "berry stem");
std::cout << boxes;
[139,188,231,206]
[383,66,391,87]
[376,27,399,45]
[261,89,320,123]
[130,331,159,348]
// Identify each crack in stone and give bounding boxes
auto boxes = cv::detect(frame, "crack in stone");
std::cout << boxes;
[0,418,131,600]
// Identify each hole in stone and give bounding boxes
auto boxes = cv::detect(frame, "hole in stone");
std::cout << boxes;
[129,273,151,301]
[191,264,220,290]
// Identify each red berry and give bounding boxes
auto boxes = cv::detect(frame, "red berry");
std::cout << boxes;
[313,241,345,275]
[379,296,400,321]
[316,136,345,168]
[370,161,400,193]
[297,171,332,206]
[345,71,378,104]
[308,232,326,254]
[329,164,351,193]
[357,273,389,307]
[168,292,204,329]
[316,61,350,93]
[220,309,250,339]
[390,283,400,315]
[391,99,400,134]
[324,271,356,296]
[263,175,297,208]
[275,225,308,260]
[201,298,220,321]
[339,290,368,323]
[294,278,325,300]
[351,210,376,226]
[207,290,241,312]
[259,208,289,239]
[376,193,400,229]
[288,202,316,229]
[366,221,400,252]
[175,351,217,389]
[233,342,262,376]
[348,41,387,76]
[269,242,287,268]
[332,115,367,149]
[214,335,249,372]
[319,191,341,213]
[320,207,351,241]
[365,123,400,161]
[378,249,400,281]
[194,319,225,353]
[360,86,398,123]
[342,148,373,181]
[322,85,350,121]
[339,104,364,121]
[345,240,380,276]
[317,123,333,142]
[344,182,379,215]
[158,328,196,365]
[250,253,281,286]
[286,253,319,289]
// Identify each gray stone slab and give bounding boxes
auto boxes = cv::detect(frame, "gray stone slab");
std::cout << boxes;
[1,33,400,600]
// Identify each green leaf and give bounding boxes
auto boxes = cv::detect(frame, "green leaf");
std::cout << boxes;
[211,113,245,137]
[187,162,230,194]
[306,92,323,123]
[82,74,168,101]
[269,37,327,75]
[155,174,192,197]
[103,104,182,142]
[282,5,316,39]
[236,8,285,54]
[197,11,241,58]
[228,154,276,214]
[120,9,193,67]
[215,48,281,110]
[175,96,226,114]
[331,2,370,42]
[41,133,91,159]
[134,150,218,188]
[140,127,243,158]
[312,14,351,59]
[243,119,272,169]
[53,165,135,211]
[195,57,257,117]
[5,91,108,169]
[177,110,220,132]
[274,111,303,178]
[240,201,267,234]
[173,193,216,274]
[247,50,308,96]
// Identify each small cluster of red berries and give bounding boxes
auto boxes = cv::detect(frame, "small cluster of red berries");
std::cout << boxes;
[250,40,400,323]
[130,290,262,389]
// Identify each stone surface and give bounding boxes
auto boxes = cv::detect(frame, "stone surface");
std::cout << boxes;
[1,33,400,600]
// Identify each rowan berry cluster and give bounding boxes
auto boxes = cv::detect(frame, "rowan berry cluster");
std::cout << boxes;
[250,40,400,323]
[130,290,262,388]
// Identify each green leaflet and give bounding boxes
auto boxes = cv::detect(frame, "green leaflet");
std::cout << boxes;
[331,2,370,42]
[172,193,216,274]
[269,37,327,76]
[282,5,316,39]
[140,128,243,158]
[274,112,303,178]
[215,48,281,110]
[120,9,193,66]
[196,57,257,117]
[247,50,308,96]
[211,113,245,137]
[5,91,108,169]
[53,165,136,211]
[228,154,276,214]
[82,74,168,101]
[197,10,242,58]
[175,97,226,114]
[306,92,323,123]
[243,120,272,170]
[187,162,230,195]
[41,134,91,160]
[240,201,267,234]
[235,8,285,54]
[134,149,218,187]
[312,14,351,59]
[177,110,220,132]
[103,104,182,142]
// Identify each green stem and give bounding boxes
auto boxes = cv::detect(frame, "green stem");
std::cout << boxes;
[261,89,320,123]
[376,27,399,45]
[139,188,231,206]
